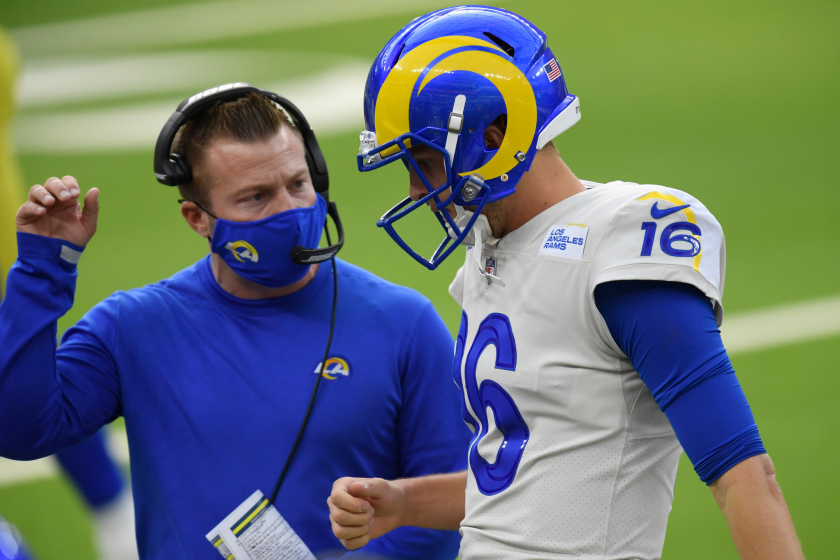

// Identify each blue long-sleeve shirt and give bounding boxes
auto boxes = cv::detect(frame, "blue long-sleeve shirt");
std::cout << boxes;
[0,232,468,559]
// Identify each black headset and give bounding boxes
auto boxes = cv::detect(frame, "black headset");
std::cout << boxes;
[153,82,343,264]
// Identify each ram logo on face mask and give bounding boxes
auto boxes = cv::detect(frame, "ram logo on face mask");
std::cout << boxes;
[224,240,259,263]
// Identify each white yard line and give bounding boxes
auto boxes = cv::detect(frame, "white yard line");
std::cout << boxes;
[1,293,838,488]
[14,63,370,153]
[11,0,506,58]
[721,294,840,354]
[17,50,363,109]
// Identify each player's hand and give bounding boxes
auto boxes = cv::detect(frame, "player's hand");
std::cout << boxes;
[16,176,99,247]
[328,477,405,549]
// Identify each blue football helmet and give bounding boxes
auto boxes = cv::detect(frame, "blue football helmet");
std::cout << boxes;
[358,5,580,269]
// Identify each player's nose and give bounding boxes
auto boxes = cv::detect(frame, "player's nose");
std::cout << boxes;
[409,182,446,214]
[407,166,454,216]
[409,174,441,214]
[408,167,427,201]
[409,182,429,203]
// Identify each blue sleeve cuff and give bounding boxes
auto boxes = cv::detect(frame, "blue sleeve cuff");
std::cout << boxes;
[694,425,766,484]
[17,232,85,266]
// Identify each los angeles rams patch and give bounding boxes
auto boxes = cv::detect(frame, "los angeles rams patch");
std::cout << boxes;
[539,223,589,260]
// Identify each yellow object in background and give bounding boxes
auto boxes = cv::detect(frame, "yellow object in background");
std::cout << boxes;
[0,27,25,297]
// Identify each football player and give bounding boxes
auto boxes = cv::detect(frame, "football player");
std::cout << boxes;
[328,6,804,560]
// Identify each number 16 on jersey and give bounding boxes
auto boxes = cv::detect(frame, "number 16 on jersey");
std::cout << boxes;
[455,312,530,496]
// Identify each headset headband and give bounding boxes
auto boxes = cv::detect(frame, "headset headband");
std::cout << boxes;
[153,82,330,201]
[153,82,342,264]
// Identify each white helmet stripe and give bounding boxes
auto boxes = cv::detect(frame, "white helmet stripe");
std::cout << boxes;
[445,94,467,166]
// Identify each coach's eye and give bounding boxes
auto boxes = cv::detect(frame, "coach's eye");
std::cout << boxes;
[251,193,264,201]
[293,180,304,189]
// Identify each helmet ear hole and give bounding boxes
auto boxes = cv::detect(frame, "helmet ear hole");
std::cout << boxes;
[483,114,507,151]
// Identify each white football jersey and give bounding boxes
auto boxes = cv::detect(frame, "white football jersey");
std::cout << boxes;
[450,180,726,560]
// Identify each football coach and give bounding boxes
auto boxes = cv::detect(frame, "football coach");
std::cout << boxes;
[0,84,467,559]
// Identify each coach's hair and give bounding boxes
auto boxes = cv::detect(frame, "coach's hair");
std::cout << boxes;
[171,92,304,209]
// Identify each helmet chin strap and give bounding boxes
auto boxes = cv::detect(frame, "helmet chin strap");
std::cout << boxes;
[445,94,468,224]
[444,94,502,285]
[445,94,466,166]
[469,213,504,286]
[447,209,505,286]
[472,227,505,286]
[451,210,496,245]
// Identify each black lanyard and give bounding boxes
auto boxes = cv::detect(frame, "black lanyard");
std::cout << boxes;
[270,226,339,503]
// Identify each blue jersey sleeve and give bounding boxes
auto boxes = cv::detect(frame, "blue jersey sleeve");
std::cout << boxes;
[0,232,121,460]
[346,302,467,560]
[594,280,766,484]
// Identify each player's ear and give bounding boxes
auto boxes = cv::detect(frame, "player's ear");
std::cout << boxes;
[484,114,507,151]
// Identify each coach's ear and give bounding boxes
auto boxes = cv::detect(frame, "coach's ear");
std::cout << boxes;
[181,201,213,240]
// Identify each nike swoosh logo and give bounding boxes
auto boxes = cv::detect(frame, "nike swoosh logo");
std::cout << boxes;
[650,201,691,219]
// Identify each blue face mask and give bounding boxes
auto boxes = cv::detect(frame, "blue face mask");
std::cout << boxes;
[209,195,327,288]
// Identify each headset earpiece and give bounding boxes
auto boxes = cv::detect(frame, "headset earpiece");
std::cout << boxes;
[168,153,192,185]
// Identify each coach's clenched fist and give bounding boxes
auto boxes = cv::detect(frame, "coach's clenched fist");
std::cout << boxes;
[16,176,99,247]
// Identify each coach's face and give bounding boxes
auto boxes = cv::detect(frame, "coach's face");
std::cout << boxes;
[183,126,315,237]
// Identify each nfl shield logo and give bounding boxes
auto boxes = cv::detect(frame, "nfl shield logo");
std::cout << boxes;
[485,256,496,276]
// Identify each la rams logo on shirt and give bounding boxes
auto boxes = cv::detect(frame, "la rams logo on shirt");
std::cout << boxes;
[314,357,351,380]
[224,240,258,263]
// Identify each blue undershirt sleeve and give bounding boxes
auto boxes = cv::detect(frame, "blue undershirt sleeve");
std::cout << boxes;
[594,280,766,484]
[342,303,467,560]
[0,232,122,460]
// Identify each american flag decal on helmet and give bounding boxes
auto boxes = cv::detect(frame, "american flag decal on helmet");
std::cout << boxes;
[543,58,562,82]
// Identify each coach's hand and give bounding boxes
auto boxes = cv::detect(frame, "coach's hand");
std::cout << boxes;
[17,176,99,247]
[328,477,405,549]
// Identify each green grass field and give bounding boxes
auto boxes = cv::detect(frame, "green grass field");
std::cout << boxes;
[1,0,838,558]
